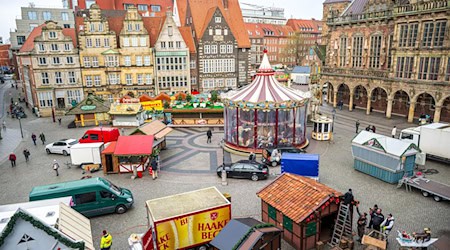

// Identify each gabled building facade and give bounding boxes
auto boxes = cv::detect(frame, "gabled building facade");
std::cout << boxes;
[154,11,191,94]
[286,19,323,66]
[17,21,83,117]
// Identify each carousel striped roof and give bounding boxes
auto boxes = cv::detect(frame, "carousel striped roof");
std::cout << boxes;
[221,52,309,104]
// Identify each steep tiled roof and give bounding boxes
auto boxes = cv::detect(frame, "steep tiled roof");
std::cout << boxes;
[323,0,351,4]
[62,28,78,48]
[246,23,294,38]
[147,0,174,16]
[175,0,188,26]
[106,15,126,47]
[185,0,250,48]
[179,26,196,53]
[257,173,342,223]
[142,16,165,47]
[286,19,323,34]
[245,23,264,38]
[342,0,370,16]
[19,24,45,53]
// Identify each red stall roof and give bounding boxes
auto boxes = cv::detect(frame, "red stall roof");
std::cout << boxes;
[102,141,117,155]
[114,135,154,156]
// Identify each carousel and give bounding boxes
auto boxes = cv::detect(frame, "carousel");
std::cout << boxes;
[221,50,310,153]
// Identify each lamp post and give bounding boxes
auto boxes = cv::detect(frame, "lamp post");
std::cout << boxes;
[18,117,24,138]
[331,108,336,133]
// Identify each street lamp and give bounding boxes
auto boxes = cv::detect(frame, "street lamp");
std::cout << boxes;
[331,108,336,133]
[18,117,24,138]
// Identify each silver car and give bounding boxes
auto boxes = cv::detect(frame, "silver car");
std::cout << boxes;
[45,139,78,156]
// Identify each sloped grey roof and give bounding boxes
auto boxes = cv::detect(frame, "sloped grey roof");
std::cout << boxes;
[324,0,351,4]
[342,0,370,16]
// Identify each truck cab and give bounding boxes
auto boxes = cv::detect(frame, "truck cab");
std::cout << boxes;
[79,127,120,143]
[399,127,421,146]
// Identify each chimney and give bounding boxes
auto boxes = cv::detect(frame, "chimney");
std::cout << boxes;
[223,0,228,9]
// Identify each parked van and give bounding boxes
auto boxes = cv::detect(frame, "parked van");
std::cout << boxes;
[79,127,120,143]
[29,177,133,217]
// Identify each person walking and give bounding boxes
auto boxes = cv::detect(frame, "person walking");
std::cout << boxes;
[39,132,46,145]
[9,153,16,167]
[371,125,376,133]
[355,120,360,133]
[206,129,212,143]
[23,149,30,162]
[248,152,256,161]
[151,158,158,180]
[100,230,113,250]
[53,159,60,176]
[356,204,367,242]
[2,121,6,131]
[31,133,37,145]
[391,126,397,138]
[58,118,62,125]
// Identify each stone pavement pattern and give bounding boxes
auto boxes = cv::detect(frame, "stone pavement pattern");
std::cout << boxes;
[0,89,449,249]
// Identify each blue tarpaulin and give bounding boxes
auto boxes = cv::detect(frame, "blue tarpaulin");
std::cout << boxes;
[281,153,319,178]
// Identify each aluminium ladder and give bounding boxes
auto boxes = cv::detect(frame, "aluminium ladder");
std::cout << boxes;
[329,203,353,247]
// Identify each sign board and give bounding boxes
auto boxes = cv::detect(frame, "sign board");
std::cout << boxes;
[80,105,96,111]
[155,206,230,250]
[142,100,163,111]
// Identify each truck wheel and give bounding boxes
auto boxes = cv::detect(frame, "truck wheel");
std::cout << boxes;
[251,174,259,181]
[197,246,207,250]
[46,149,51,154]
[62,150,68,156]
[422,191,429,197]
[433,196,442,202]
[115,204,127,214]
[271,161,277,167]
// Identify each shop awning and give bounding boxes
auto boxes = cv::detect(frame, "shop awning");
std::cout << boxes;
[114,135,154,156]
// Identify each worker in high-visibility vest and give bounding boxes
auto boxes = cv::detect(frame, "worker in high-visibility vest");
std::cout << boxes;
[100,230,113,250]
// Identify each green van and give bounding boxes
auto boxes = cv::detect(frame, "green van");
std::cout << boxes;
[29,177,133,217]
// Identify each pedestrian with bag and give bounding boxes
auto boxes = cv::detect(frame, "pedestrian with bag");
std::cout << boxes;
[23,149,30,162]
[53,159,60,176]
[31,133,37,145]
[100,230,113,250]
[39,132,46,145]
[9,153,16,167]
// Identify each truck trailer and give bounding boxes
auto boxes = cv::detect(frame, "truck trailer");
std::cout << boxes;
[69,142,105,167]
[399,123,450,162]
[143,187,231,250]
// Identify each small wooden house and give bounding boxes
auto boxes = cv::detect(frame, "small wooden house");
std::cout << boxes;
[257,173,342,250]
[66,94,110,127]
[351,130,420,183]
[210,218,282,250]
[130,120,173,150]
[109,103,145,127]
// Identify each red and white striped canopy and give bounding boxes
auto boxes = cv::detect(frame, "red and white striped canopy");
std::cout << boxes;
[221,52,308,105]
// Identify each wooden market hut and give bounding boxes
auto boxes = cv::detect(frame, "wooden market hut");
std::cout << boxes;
[210,218,282,250]
[257,173,343,250]
[129,120,173,150]
[66,94,110,127]
[109,103,145,127]
[154,93,171,102]
[139,94,154,102]
[351,130,420,183]
[101,135,154,174]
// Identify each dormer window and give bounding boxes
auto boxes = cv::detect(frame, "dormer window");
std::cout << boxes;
[135,23,140,31]
[49,31,57,39]
[151,5,161,12]
[168,26,173,36]
[128,23,133,31]
[98,23,103,32]
[215,16,221,23]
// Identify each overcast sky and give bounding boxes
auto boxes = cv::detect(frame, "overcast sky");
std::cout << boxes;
[0,0,323,43]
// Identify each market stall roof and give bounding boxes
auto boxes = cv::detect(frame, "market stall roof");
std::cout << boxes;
[66,94,110,115]
[139,94,154,102]
[154,93,171,102]
[102,141,116,155]
[57,203,94,250]
[109,103,142,115]
[221,51,309,104]
[130,120,173,140]
[352,130,420,157]
[257,173,342,223]
[114,135,154,156]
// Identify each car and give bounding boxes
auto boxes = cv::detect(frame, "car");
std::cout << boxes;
[45,139,78,156]
[262,147,306,167]
[216,160,269,181]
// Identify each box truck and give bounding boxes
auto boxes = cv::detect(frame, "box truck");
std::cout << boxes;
[399,123,450,162]
[69,142,105,167]
[142,187,231,250]
[281,153,319,180]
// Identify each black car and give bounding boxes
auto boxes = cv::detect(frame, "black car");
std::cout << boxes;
[216,160,269,181]
[262,147,306,167]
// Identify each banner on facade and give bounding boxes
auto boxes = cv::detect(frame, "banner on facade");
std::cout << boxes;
[141,100,163,111]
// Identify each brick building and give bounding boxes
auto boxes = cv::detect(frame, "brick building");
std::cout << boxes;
[0,45,13,73]
[321,0,450,123]
[69,0,172,16]
[286,19,324,67]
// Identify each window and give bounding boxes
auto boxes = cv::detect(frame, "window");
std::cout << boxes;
[168,41,174,48]
[53,57,61,65]
[434,21,446,47]
[51,44,59,51]
[123,38,130,47]
[369,35,382,68]
[83,57,90,67]
[161,42,166,48]
[204,45,210,54]
[126,74,132,85]
[339,37,347,67]
[104,38,109,47]
[144,56,151,66]
[100,190,114,199]
[138,4,148,11]
[43,11,52,20]
[68,71,76,84]
[215,16,221,23]
[283,215,293,232]
[418,57,441,80]
[64,43,71,51]
[66,56,74,64]
[67,89,82,104]
[131,37,138,47]
[191,76,196,85]
[99,23,104,32]
[86,0,95,8]
[224,28,228,36]
[398,23,418,47]
[145,74,152,85]
[211,45,218,54]
[38,57,47,65]
[86,38,92,47]
[168,26,173,36]
[135,23,140,31]
[92,57,98,67]
[94,75,101,86]
[190,60,196,69]
[17,36,26,45]
[396,57,414,79]
[74,192,96,205]
[28,11,37,20]
[38,92,53,107]
[226,44,233,53]
[446,58,450,81]
[95,38,101,47]
[55,72,63,84]
[422,22,434,46]
[38,44,45,52]
[151,5,161,12]
[137,74,143,85]
[140,37,146,46]
[49,31,57,39]
[136,56,143,66]
[63,24,70,28]
[215,29,222,35]
[124,56,131,66]
[422,21,446,47]
[106,56,119,67]
[352,36,363,68]
[268,204,276,220]
[41,72,49,84]
[176,41,181,48]
[61,12,69,21]
[124,3,134,9]
[107,73,119,85]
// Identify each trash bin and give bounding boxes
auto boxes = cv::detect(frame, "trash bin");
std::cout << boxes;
[137,171,143,178]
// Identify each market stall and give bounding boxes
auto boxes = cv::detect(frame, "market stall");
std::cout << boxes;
[351,130,420,183]
[101,135,154,174]
[130,120,173,150]
[66,93,110,127]
[109,103,145,127]
[220,50,310,153]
